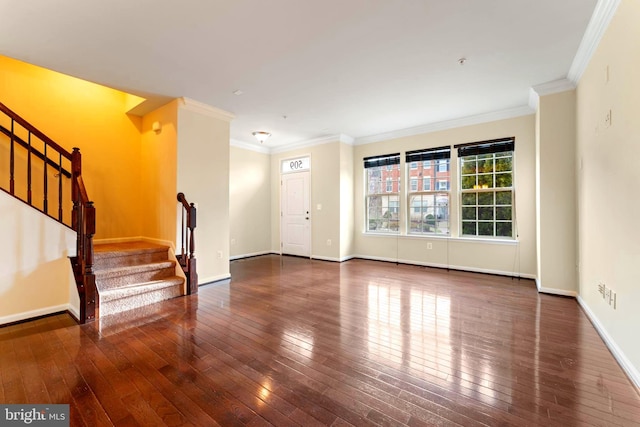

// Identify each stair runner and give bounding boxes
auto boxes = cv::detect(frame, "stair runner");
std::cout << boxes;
[93,241,184,317]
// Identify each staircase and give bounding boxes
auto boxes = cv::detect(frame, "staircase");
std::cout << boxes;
[94,241,185,317]
[1,100,199,324]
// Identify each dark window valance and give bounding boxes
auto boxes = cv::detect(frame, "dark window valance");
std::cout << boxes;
[363,153,400,168]
[455,137,515,157]
[405,146,451,163]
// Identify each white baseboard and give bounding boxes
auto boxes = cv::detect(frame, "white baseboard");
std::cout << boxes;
[535,278,578,297]
[0,304,72,326]
[230,251,271,261]
[577,296,640,391]
[351,254,536,280]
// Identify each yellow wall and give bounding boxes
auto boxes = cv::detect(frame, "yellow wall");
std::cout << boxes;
[0,55,144,239]
[576,0,640,384]
[140,100,179,243]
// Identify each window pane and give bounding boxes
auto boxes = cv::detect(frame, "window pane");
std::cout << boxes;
[478,222,493,236]
[478,192,494,205]
[496,222,512,237]
[461,193,477,205]
[462,222,476,235]
[462,207,476,220]
[495,156,512,172]
[461,159,476,174]
[461,175,476,190]
[495,172,512,188]
[496,206,511,220]
[496,190,512,205]
[478,158,493,173]
[478,207,494,221]
[478,174,493,188]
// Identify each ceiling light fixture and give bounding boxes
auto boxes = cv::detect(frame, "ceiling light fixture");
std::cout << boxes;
[252,131,272,144]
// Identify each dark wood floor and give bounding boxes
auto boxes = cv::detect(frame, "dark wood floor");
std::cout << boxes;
[1,255,639,426]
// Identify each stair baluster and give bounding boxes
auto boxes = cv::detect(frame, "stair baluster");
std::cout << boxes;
[0,102,96,323]
[177,192,198,294]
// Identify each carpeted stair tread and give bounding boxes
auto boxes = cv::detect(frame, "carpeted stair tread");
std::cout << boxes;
[95,260,176,279]
[94,242,169,269]
[100,277,184,302]
[92,240,185,318]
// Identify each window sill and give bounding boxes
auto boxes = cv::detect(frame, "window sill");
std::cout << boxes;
[362,232,518,245]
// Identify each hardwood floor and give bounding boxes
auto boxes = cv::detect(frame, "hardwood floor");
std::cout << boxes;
[1,255,639,426]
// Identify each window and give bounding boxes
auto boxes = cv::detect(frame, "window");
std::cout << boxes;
[410,178,418,191]
[410,162,418,169]
[437,180,449,191]
[365,153,400,233]
[458,138,514,238]
[423,177,431,191]
[406,146,451,234]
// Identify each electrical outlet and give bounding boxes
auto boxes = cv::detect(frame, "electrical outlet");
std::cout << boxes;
[217,250,223,259]
[605,288,611,302]
[427,242,433,250]
[230,238,236,246]
[326,239,332,246]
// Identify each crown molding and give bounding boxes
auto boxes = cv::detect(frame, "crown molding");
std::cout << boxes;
[567,0,621,84]
[269,133,353,154]
[230,138,270,154]
[178,97,235,122]
[528,88,540,111]
[532,78,576,97]
[354,106,534,145]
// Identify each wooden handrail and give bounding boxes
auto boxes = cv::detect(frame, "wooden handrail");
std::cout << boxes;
[177,192,198,294]
[0,101,96,323]
[0,102,72,160]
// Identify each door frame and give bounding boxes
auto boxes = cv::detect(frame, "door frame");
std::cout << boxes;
[280,154,311,258]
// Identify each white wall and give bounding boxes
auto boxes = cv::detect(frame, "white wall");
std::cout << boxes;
[177,99,234,284]
[353,115,537,278]
[230,146,271,258]
[576,0,640,386]
[0,191,78,324]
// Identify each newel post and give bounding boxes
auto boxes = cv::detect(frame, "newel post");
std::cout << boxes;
[188,202,198,295]
[71,148,81,231]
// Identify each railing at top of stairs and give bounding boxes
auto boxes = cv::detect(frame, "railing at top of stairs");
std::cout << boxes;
[177,192,198,294]
[0,102,97,323]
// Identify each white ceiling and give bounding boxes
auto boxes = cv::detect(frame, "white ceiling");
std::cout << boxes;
[0,0,599,149]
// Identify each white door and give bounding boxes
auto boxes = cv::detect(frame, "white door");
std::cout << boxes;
[281,171,310,257]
